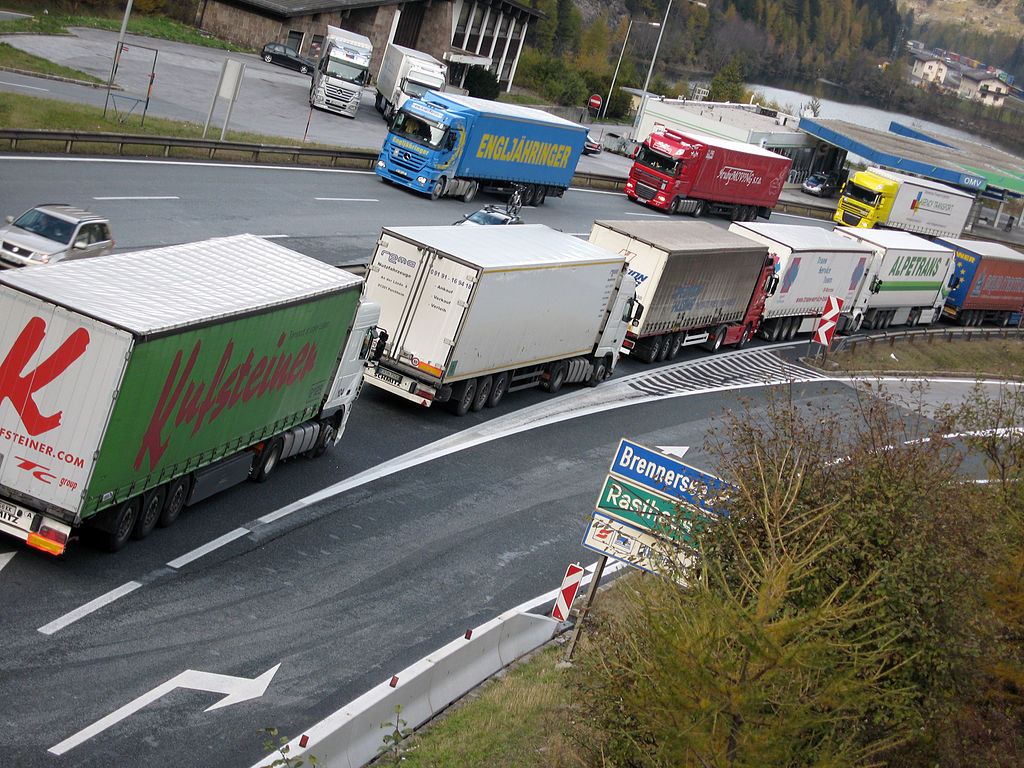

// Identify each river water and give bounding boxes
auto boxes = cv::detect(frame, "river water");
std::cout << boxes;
[750,83,983,146]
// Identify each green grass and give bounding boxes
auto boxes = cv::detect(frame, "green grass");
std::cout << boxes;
[0,41,103,83]
[833,336,1024,379]
[0,11,248,52]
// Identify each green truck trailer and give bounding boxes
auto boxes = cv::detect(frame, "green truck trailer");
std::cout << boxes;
[0,234,380,556]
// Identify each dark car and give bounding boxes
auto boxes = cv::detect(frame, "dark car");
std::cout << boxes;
[452,205,524,226]
[801,172,839,197]
[261,43,314,75]
[582,133,602,155]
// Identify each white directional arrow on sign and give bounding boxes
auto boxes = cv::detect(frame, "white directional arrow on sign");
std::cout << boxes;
[49,664,281,755]
[656,446,689,459]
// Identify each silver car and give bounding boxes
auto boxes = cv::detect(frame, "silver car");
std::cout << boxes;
[0,204,114,268]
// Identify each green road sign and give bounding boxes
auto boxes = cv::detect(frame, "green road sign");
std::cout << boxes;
[596,475,706,543]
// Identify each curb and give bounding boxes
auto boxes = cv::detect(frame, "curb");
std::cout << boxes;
[0,63,114,89]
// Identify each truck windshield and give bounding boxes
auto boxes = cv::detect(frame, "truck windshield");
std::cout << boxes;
[391,110,446,149]
[405,76,445,99]
[635,145,679,176]
[326,57,368,85]
[844,182,880,207]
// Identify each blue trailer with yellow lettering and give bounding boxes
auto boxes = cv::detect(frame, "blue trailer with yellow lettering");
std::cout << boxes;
[374,91,587,205]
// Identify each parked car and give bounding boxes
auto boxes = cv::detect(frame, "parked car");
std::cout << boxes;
[261,43,315,75]
[801,172,839,197]
[0,204,114,268]
[583,133,602,155]
[452,205,524,226]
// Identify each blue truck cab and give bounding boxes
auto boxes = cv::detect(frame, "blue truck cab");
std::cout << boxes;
[375,92,587,205]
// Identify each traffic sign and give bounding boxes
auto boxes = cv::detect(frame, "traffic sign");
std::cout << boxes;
[582,511,695,577]
[813,295,844,346]
[588,93,602,110]
[609,439,732,514]
[595,475,702,542]
[552,562,585,621]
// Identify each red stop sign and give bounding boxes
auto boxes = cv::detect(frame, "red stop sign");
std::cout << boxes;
[588,93,602,110]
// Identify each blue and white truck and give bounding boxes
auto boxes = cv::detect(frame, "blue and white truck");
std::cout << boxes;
[375,92,587,205]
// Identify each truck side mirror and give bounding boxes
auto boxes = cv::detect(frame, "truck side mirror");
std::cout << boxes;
[869,277,883,294]
[765,274,780,296]
[364,328,388,362]
[444,132,456,151]
[628,299,644,323]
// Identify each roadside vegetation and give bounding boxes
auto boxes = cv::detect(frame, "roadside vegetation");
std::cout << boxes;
[389,340,1024,768]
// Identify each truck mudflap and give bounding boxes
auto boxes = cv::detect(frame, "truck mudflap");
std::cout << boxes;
[0,498,72,556]
[364,364,439,407]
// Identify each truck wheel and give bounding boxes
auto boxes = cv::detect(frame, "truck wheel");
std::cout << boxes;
[133,487,166,540]
[471,376,492,412]
[669,198,680,215]
[462,181,479,203]
[487,372,509,407]
[430,178,447,201]
[641,336,662,364]
[543,361,568,393]
[691,200,705,218]
[104,498,141,553]
[657,336,671,361]
[310,420,337,458]
[451,379,477,416]
[703,325,727,352]
[535,186,547,206]
[159,476,191,528]
[667,332,683,359]
[252,437,284,482]
[735,324,752,349]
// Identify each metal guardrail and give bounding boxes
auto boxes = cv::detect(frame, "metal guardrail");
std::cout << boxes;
[832,325,1024,356]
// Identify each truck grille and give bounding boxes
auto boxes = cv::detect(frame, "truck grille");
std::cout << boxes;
[840,210,862,226]
[324,83,355,103]
[389,148,427,174]
[635,182,658,201]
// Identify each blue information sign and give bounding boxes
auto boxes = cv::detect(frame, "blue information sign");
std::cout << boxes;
[609,439,733,515]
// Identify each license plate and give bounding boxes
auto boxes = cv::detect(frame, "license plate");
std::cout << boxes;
[374,367,404,387]
[0,499,28,530]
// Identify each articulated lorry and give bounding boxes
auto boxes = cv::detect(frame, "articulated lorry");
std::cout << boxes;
[835,227,957,331]
[935,237,1024,326]
[309,25,372,118]
[625,128,791,221]
[375,91,586,204]
[728,222,875,341]
[587,220,774,362]
[362,225,639,414]
[0,234,380,556]
[375,43,447,121]
[833,167,974,238]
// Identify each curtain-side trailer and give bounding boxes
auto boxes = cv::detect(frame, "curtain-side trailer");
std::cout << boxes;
[935,237,1024,326]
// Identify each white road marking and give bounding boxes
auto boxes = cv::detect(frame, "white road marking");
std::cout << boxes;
[38,581,142,635]
[314,197,379,202]
[166,527,249,570]
[0,551,14,573]
[93,195,180,200]
[0,80,48,91]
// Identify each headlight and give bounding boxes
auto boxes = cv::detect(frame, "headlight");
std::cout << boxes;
[416,177,427,185]
[377,160,385,168]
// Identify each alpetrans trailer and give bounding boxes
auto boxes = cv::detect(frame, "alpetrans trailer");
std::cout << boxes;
[0,234,380,556]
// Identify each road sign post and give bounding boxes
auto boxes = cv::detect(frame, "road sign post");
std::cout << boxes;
[563,555,606,662]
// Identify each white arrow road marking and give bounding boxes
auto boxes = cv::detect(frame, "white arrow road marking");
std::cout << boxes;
[49,664,280,755]
[0,551,14,573]
[656,446,689,458]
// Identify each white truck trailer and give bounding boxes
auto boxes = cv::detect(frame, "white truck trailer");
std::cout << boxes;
[728,222,876,341]
[834,167,975,238]
[835,226,957,330]
[309,25,373,118]
[362,225,640,415]
[375,43,447,120]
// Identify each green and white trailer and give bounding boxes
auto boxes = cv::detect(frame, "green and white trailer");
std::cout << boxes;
[0,234,379,555]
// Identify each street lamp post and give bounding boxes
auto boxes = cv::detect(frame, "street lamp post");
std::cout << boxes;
[637,0,672,127]
[602,19,660,121]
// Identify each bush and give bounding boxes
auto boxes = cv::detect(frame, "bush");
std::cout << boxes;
[463,65,499,100]
[513,48,587,106]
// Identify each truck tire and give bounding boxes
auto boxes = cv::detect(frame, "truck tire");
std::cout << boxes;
[471,376,492,412]
[691,200,705,218]
[159,476,191,528]
[310,419,337,458]
[735,324,751,349]
[487,372,509,407]
[462,181,479,203]
[103,498,141,553]
[451,379,477,416]
[535,186,547,206]
[641,336,662,364]
[252,437,284,482]
[657,336,671,361]
[669,198,680,215]
[588,356,610,387]
[430,178,447,201]
[133,487,166,540]
[543,360,568,393]
[703,325,727,352]
[667,332,683,359]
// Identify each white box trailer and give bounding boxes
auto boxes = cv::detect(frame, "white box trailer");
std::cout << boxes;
[362,225,638,415]
[728,222,875,342]
[375,43,447,120]
[835,226,957,330]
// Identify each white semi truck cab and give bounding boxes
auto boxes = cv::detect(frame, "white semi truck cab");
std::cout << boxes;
[310,25,372,118]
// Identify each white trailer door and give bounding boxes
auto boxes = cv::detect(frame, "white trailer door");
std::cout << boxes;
[364,236,430,346]
[399,256,478,379]
[0,287,132,515]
